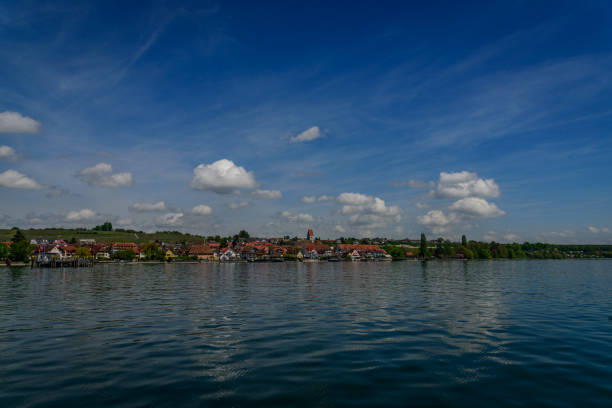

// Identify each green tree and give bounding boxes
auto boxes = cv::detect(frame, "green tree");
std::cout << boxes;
[75,247,91,258]
[112,249,136,260]
[461,235,467,246]
[238,230,250,239]
[419,233,430,259]
[0,243,8,260]
[12,229,27,243]
[9,241,33,262]
[141,242,164,260]
[93,222,113,231]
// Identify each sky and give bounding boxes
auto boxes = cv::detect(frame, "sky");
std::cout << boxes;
[1,0,611,243]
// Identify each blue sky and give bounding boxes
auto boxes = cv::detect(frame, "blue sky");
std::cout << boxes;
[1,0,611,243]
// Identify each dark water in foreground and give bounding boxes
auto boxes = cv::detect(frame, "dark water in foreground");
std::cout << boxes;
[1,261,611,407]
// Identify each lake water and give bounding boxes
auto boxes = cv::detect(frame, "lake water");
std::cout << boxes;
[1,261,611,407]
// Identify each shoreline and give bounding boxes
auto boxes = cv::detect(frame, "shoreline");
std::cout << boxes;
[2,258,610,268]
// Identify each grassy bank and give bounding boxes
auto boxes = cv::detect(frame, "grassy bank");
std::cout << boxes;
[0,228,205,244]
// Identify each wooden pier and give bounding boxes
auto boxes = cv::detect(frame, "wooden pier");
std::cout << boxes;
[32,257,94,268]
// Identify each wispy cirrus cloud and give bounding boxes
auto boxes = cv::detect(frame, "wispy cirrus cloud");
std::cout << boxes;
[290,126,324,143]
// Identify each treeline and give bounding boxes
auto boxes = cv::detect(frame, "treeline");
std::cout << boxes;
[383,234,612,260]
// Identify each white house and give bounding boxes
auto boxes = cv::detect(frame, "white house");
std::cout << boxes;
[220,248,237,261]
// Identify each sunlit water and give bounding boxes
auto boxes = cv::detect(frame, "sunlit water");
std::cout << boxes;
[1,261,611,407]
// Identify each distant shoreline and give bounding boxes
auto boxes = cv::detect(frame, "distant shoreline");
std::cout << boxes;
[2,258,610,268]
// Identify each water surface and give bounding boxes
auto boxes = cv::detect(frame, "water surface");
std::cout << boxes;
[1,261,611,407]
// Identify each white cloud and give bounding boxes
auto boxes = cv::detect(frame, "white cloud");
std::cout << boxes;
[317,195,335,202]
[0,111,41,134]
[252,189,282,199]
[130,201,167,212]
[416,202,430,209]
[503,233,520,242]
[431,171,500,199]
[417,210,459,234]
[281,211,314,223]
[588,226,600,233]
[228,201,249,209]
[416,171,505,236]
[334,225,346,233]
[0,145,18,161]
[66,209,104,222]
[77,163,133,187]
[290,126,324,143]
[336,193,401,217]
[156,212,184,227]
[303,195,335,203]
[450,197,505,218]
[190,159,256,194]
[192,204,213,215]
[0,169,43,190]
[333,193,401,230]
[301,196,316,203]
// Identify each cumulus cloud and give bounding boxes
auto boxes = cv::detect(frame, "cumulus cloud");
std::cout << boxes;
[290,126,324,143]
[0,111,41,134]
[77,163,133,187]
[156,212,184,227]
[336,193,401,217]
[0,145,18,161]
[130,201,167,212]
[192,204,213,215]
[66,209,105,222]
[416,170,505,235]
[417,210,459,234]
[301,196,316,203]
[0,169,43,189]
[228,201,249,209]
[332,192,402,230]
[430,171,500,199]
[450,197,505,217]
[588,226,600,233]
[281,211,314,223]
[190,159,256,194]
[334,225,346,233]
[252,189,282,199]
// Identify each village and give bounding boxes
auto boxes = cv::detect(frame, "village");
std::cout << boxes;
[23,229,395,266]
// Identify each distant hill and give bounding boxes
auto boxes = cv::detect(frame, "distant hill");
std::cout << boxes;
[0,228,205,244]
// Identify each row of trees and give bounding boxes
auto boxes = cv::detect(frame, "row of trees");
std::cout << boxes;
[0,229,33,262]
[384,234,608,260]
